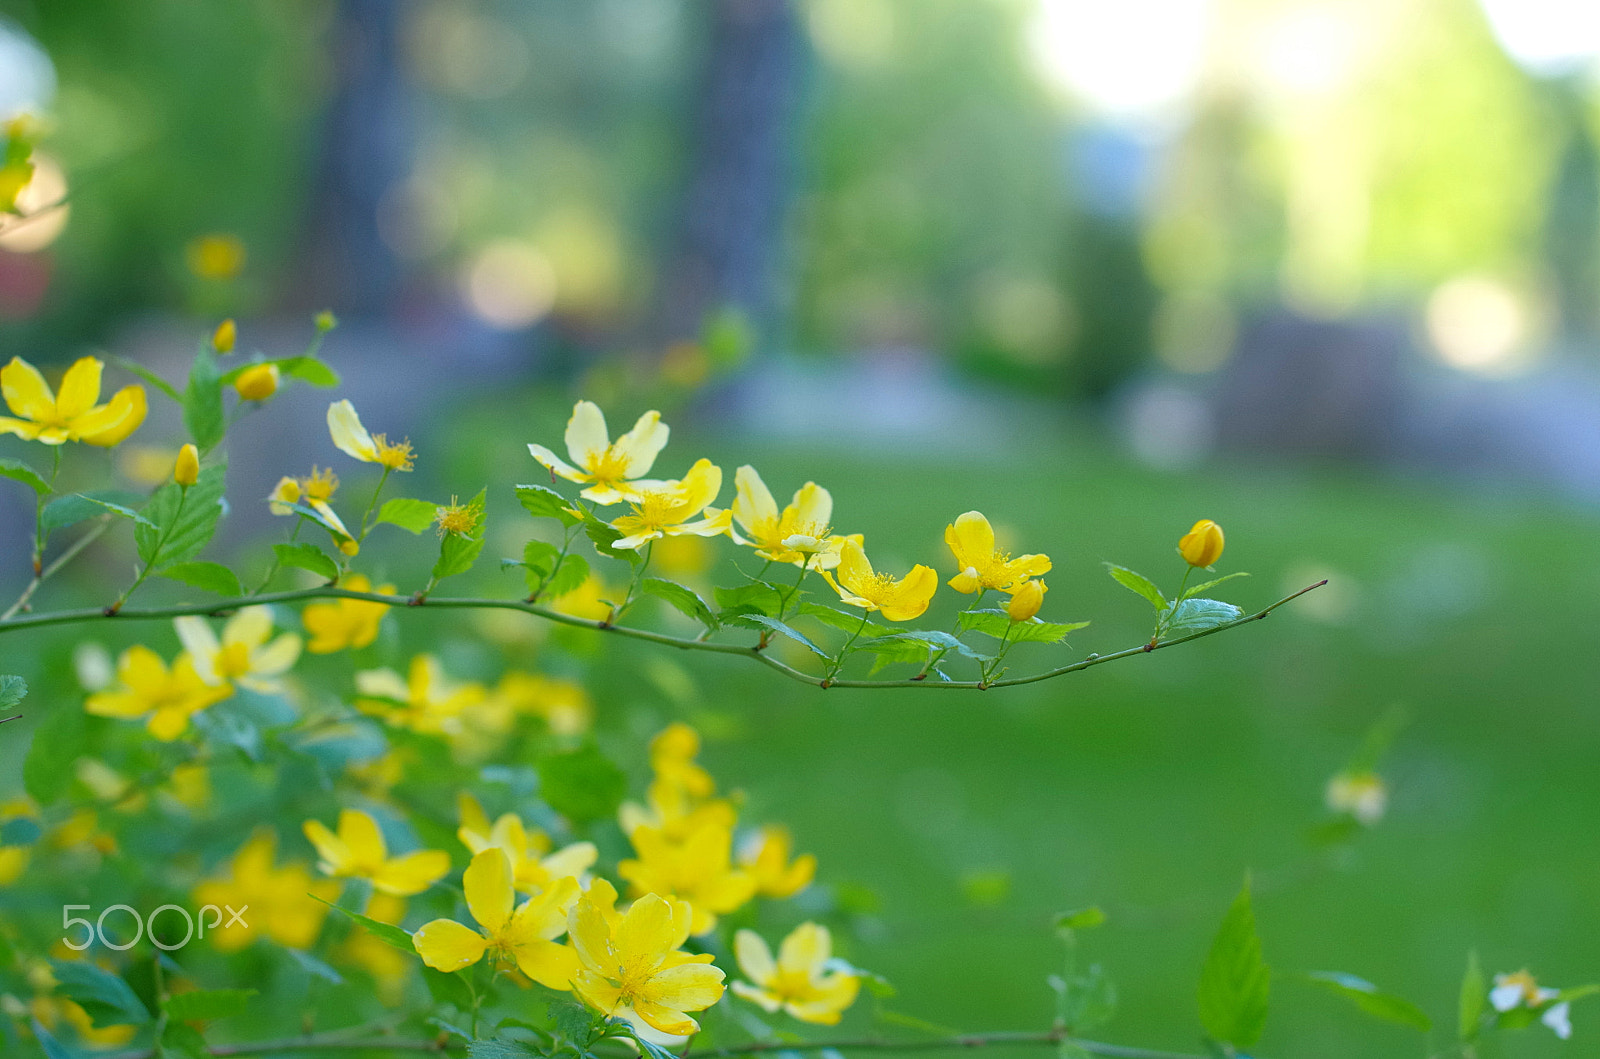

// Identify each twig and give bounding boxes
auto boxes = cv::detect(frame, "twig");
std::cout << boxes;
[1,517,113,621]
[0,582,1326,692]
[0,714,20,724]
[102,1030,452,1059]
[685,1028,1214,1059]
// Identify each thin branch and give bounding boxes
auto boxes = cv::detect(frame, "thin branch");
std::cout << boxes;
[1,517,113,621]
[0,581,1326,691]
[102,1031,453,1059]
[0,714,20,724]
[685,1029,1213,1059]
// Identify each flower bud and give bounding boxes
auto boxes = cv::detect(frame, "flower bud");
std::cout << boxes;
[1178,519,1224,568]
[338,538,360,557]
[315,309,338,332]
[212,318,237,353]
[174,444,200,487]
[234,362,279,401]
[1007,579,1046,622]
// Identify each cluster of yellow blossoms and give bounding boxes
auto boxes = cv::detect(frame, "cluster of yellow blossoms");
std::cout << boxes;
[530,401,1058,624]
[0,356,146,447]
[198,723,861,1037]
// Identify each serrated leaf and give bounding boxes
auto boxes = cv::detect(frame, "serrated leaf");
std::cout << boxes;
[314,896,415,953]
[423,967,475,1010]
[641,577,718,631]
[378,497,439,534]
[1183,571,1250,600]
[274,542,339,581]
[183,345,225,450]
[538,743,627,824]
[798,602,884,638]
[1197,879,1271,1049]
[1107,563,1166,611]
[49,959,151,1027]
[0,674,24,711]
[137,465,227,568]
[1458,950,1485,1042]
[543,553,589,600]
[1165,598,1244,636]
[1306,972,1431,1032]
[160,561,243,596]
[857,635,932,673]
[111,355,182,402]
[731,614,829,658]
[521,539,561,579]
[42,491,150,534]
[165,988,255,1022]
[24,704,88,805]
[275,356,340,387]
[161,1020,211,1059]
[0,456,48,495]
[516,484,581,527]
[431,487,487,584]
[716,581,784,619]
[581,509,641,564]
[469,1041,536,1059]
[955,609,1084,643]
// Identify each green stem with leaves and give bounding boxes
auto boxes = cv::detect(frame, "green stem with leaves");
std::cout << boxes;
[110,483,188,613]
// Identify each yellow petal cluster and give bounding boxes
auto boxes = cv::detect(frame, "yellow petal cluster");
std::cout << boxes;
[193,829,339,952]
[739,825,816,899]
[355,654,485,735]
[457,792,599,895]
[732,923,860,1025]
[1179,518,1225,568]
[303,574,393,653]
[608,458,733,550]
[302,808,450,896]
[174,605,302,693]
[730,466,855,569]
[528,400,670,505]
[944,511,1051,594]
[825,539,938,622]
[0,355,146,446]
[84,645,233,740]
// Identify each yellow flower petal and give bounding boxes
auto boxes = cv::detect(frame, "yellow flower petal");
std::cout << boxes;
[54,357,103,421]
[302,819,349,874]
[777,922,831,974]
[464,848,514,933]
[1,356,53,420]
[610,410,669,475]
[734,929,776,986]
[414,918,489,972]
[630,998,703,1037]
[338,809,388,865]
[327,400,378,462]
[373,850,451,896]
[511,936,582,990]
[643,961,726,1012]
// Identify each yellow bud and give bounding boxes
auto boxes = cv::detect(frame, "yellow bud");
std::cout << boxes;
[234,362,279,401]
[1007,580,1045,622]
[338,538,360,556]
[1178,519,1225,568]
[212,318,237,353]
[174,444,200,487]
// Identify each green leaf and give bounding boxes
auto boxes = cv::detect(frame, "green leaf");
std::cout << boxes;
[731,614,830,658]
[1107,563,1166,611]
[1165,598,1245,635]
[378,497,439,534]
[314,896,416,953]
[538,743,627,824]
[1306,972,1431,1033]
[956,609,1088,644]
[620,1026,678,1059]
[30,1019,76,1059]
[160,561,243,597]
[274,355,341,387]
[183,345,225,450]
[136,465,227,568]
[581,509,641,564]
[24,704,89,805]
[1059,963,1118,1033]
[521,539,562,580]
[715,581,784,619]
[1197,879,1271,1049]
[165,988,255,1022]
[516,484,581,527]
[0,674,24,711]
[160,1021,212,1059]
[274,542,340,581]
[422,966,475,1011]
[1183,571,1250,600]
[1009,618,1091,644]
[42,491,151,534]
[798,602,884,638]
[49,959,151,1027]
[543,553,589,600]
[856,635,934,673]
[641,577,718,631]
[1056,906,1107,932]
[1458,951,1485,1042]
[111,354,182,402]
[431,488,487,584]
[285,948,344,984]
[468,1040,537,1059]
[0,456,49,495]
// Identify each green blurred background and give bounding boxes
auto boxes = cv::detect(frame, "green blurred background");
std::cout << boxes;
[3,0,1600,1055]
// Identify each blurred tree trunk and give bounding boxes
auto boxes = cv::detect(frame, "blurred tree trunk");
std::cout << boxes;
[295,0,413,315]
[650,0,805,349]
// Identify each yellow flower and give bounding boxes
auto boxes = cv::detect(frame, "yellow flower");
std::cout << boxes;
[187,233,246,280]
[568,887,725,1035]
[609,458,733,550]
[84,646,233,740]
[650,722,716,798]
[269,466,357,552]
[730,466,852,569]
[619,819,756,936]
[355,654,485,735]
[944,511,1050,594]
[193,829,339,952]
[212,318,237,353]
[457,793,598,895]
[823,539,938,622]
[528,400,670,505]
[173,443,199,486]
[1179,519,1224,568]
[1007,580,1046,622]
[732,923,859,1025]
[327,399,415,471]
[489,672,592,737]
[0,355,147,446]
[414,848,582,988]
[433,494,484,538]
[234,363,279,401]
[303,574,393,653]
[302,808,450,896]
[738,825,816,899]
[175,605,302,693]
[618,723,737,840]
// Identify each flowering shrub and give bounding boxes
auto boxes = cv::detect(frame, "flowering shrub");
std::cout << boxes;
[0,322,1591,1059]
